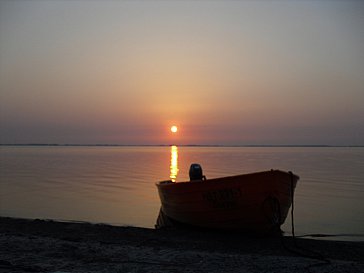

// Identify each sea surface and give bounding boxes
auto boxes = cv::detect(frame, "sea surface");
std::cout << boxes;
[1,145,363,241]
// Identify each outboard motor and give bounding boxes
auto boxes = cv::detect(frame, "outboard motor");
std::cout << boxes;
[189,163,206,181]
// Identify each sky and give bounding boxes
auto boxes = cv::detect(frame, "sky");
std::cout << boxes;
[0,0,363,146]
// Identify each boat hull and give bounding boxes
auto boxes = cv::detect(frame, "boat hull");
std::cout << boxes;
[156,170,299,232]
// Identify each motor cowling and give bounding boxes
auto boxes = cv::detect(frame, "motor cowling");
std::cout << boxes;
[189,163,206,181]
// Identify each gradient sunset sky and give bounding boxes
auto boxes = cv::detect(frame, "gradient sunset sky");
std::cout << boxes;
[1,1,363,145]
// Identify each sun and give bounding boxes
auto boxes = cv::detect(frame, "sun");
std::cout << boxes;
[170,125,178,133]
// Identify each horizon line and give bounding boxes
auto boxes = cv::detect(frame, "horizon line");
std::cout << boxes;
[1,143,363,148]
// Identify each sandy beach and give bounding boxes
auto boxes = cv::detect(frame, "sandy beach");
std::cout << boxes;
[0,217,363,273]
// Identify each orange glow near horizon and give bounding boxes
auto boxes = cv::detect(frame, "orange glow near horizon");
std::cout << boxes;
[1,2,363,146]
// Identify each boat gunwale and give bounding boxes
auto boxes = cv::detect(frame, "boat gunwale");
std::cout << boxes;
[156,169,299,188]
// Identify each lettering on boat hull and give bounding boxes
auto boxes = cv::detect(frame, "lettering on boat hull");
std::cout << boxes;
[202,187,242,209]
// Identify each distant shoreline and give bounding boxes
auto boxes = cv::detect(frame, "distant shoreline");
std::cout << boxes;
[1,143,363,148]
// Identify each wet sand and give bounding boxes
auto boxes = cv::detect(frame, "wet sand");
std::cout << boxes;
[1,217,363,273]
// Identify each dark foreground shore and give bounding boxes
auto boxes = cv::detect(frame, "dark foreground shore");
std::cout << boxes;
[1,217,363,273]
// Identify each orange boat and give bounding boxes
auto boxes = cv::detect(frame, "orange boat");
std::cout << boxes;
[156,169,299,233]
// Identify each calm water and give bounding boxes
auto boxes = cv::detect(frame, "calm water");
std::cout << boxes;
[1,146,363,241]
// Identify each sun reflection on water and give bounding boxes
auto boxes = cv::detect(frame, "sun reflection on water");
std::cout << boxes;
[170,145,179,182]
